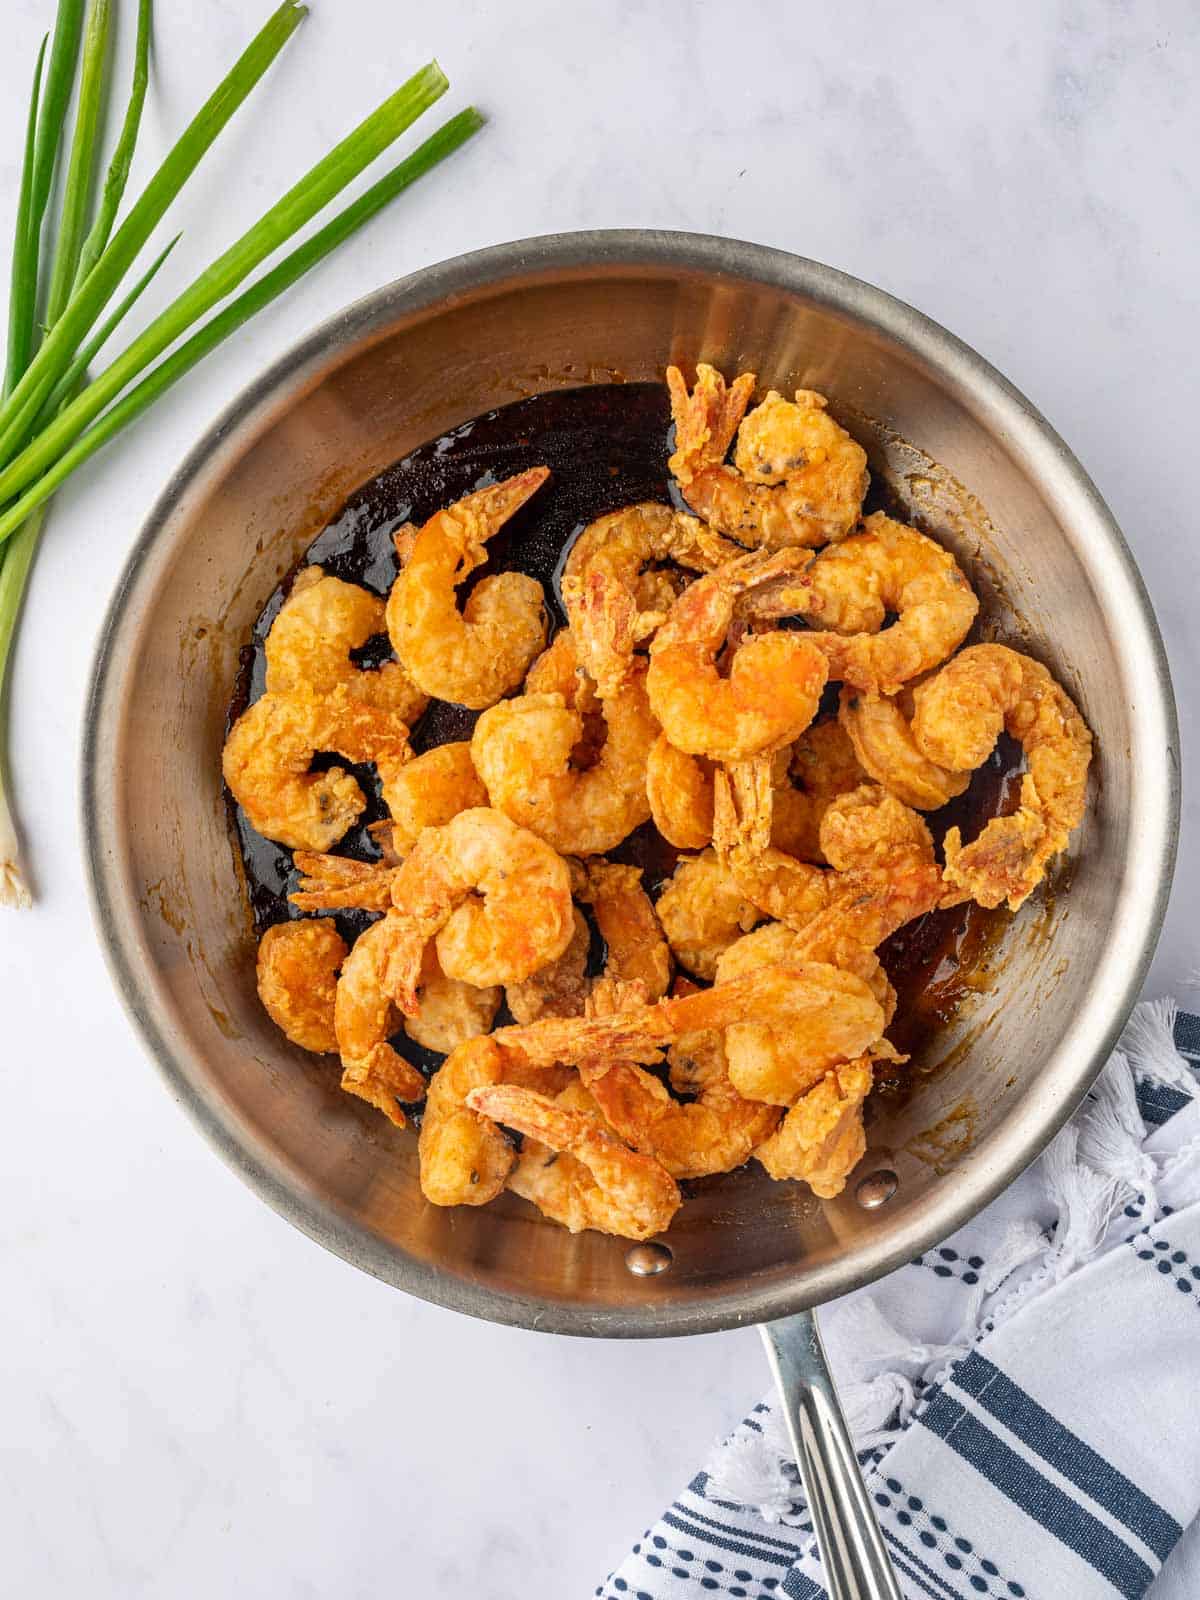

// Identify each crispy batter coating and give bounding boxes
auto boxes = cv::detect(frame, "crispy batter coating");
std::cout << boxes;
[488,961,883,1098]
[576,859,671,1003]
[561,501,740,695]
[384,741,488,856]
[290,851,395,913]
[504,861,670,1024]
[264,567,427,723]
[714,930,885,1105]
[839,686,969,811]
[912,645,1092,909]
[713,760,832,928]
[655,849,762,980]
[386,469,549,709]
[525,627,601,715]
[403,946,501,1056]
[471,665,657,856]
[646,734,715,850]
[755,1054,875,1197]
[333,919,427,1127]
[667,366,868,549]
[770,717,868,863]
[383,808,575,1010]
[583,1023,781,1180]
[256,919,346,1053]
[467,1081,681,1239]
[751,513,978,695]
[222,685,412,851]
[504,907,592,1025]
[818,782,936,874]
[419,1033,572,1207]
[647,548,828,761]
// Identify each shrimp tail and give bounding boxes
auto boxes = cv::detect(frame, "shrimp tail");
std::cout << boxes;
[447,467,550,574]
[712,759,774,859]
[667,363,756,482]
[290,851,396,912]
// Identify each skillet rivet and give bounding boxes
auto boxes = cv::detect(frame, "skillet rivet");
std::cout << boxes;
[625,1241,674,1277]
[855,1169,899,1209]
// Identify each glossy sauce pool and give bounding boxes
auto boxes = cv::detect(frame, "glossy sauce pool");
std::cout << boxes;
[227,382,1021,1103]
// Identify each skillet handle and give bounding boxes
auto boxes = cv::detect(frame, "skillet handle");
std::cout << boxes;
[760,1310,903,1600]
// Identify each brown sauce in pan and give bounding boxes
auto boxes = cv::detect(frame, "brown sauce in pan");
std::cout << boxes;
[226,383,1022,1102]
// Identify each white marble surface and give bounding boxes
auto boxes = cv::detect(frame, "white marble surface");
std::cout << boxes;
[2,2,1197,1595]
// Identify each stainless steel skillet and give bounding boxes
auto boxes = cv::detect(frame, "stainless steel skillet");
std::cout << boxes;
[82,232,1179,1599]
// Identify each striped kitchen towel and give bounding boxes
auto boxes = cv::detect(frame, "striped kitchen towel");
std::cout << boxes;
[597,1000,1200,1600]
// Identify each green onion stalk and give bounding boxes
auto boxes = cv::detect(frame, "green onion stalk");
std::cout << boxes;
[0,0,483,906]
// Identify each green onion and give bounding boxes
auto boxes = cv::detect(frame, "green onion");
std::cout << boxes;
[0,18,55,902]
[30,1,86,237]
[72,0,151,292]
[34,235,180,425]
[35,233,180,425]
[0,59,449,506]
[43,0,113,327]
[0,2,485,905]
[5,39,49,399]
[0,508,45,904]
[0,1,307,467]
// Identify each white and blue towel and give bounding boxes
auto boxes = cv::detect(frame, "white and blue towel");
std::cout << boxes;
[598,1000,1200,1600]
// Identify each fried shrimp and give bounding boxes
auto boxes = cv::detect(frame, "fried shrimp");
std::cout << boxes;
[386,469,550,709]
[581,1023,780,1179]
[911,645,1092,909]
[383,741,488,855]
[222,685,412,851]
[755,1054,875,1197]
[333,919,427,1127]
[647,719,866,858]
[770,717,868,862]
[818,782,936,874]
[647,548,828,761]
[560,501,741,694]
[839,686,969,810]
[752,513,979,695]
[264,567,427,723]
[712,760,831,928]
[504,860,669,1024]
[523,860,671,1019]
[418,1033,572,1206]
[524,627,600,713]
[505,908,592,1025]
[403,947,501,1055]
[721,920,895,1032]
[790,848,948,957]
[739,778,947,958]
[667,365,868,549]
[655,849,762,980]
[492,961,881,1077]
[289,742,490,913]
[646,735,715,849]
[502,1080,615,1225]
[713,927,886,1105]
[576,858,671,1002]
[230,368,1102,1242]
[470,664,658,856]
[468,1083,682,1239]
[256,919,346,1052]
[383,808,574,1010]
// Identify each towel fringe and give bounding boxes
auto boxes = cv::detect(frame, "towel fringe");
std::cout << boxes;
[1077,1051,1156,1207]
[1121,997,1196,1095]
